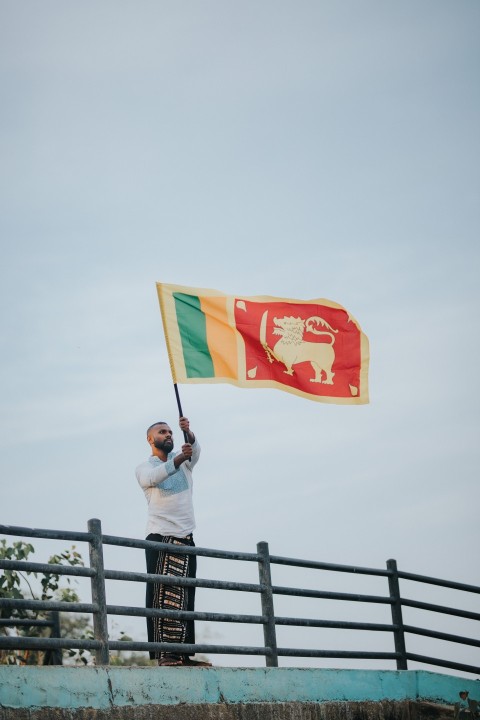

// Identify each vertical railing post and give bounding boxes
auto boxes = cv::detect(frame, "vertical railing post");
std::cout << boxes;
[49,611,63,665]
[88,518,110,665]
[387,558,408,670]
[257,541,278,667]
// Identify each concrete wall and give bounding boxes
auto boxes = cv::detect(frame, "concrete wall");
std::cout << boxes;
[1,667,479,720]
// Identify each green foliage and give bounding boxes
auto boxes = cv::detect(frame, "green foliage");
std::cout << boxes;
[1,538,133,667]
[60,612,94,665]
[0,540,35,601]
[40,548,84,601]
[0,539,90,665]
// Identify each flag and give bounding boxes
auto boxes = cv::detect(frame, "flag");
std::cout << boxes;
[156,282,369,405]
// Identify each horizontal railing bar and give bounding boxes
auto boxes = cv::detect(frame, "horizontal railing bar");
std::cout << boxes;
[0,524,92,544]
[403,624,480,647]
[406,652,480,675]
[106,604,265,624]
[0,559,94,578]
[271,585,393,604]
[0,599,97,614]
[0,599,264,625]
[0,637,270,656]
[277,649,399,659]
[0,638,401,661]
[0,637,101,650]
[104,569,263,593]
[102,534,260,562]
[107,642,271,656]
[0,604,398,630]
[0,619,53,627]
[270,555,390,577]
[274,617,396,631]
[4,639,476,669]
[398,571,480,594]
[401,597,480,621]
[7,526,265,559]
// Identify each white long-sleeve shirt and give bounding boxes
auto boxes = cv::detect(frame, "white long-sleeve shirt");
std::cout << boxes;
[135,441,200,538]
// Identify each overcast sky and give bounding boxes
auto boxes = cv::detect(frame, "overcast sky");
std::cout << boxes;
[1,1,479,674]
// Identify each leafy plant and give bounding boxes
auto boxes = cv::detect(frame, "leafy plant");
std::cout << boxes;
[0,539,90,665]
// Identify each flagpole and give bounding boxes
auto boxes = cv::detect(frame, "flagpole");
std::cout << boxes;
[173,383,189,443]
[157,284,190,442]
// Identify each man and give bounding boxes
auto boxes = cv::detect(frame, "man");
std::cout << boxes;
[136,416,211,667]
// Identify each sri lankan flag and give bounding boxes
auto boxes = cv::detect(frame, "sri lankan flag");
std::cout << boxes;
[157,283,369,405]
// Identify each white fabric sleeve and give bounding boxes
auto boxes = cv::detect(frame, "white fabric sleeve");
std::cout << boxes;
[136,457,177,489]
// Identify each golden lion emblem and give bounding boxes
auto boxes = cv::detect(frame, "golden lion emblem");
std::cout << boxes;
[260,312,338,384]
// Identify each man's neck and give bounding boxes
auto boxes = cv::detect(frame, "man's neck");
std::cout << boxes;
[152,448,168,462]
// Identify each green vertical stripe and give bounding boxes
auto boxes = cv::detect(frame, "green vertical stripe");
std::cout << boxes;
[173,292,215,378]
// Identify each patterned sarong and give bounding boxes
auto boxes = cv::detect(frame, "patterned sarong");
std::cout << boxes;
[145,533,196,660]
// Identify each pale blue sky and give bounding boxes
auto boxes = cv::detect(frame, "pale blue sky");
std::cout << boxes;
[1,1,479,672]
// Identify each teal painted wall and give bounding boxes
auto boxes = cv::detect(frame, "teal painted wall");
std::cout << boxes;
[0,668,479,710]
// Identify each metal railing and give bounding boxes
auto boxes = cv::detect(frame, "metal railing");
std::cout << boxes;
[0,610,62,665]
[0,519,479,674]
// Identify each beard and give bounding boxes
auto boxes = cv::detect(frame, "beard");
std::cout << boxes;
[153,437,174,454]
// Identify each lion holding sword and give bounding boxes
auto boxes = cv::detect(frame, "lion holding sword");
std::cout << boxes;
[260,311,338,385]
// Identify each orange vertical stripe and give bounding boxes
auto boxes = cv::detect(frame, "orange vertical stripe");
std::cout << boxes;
[200,296,238,379]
